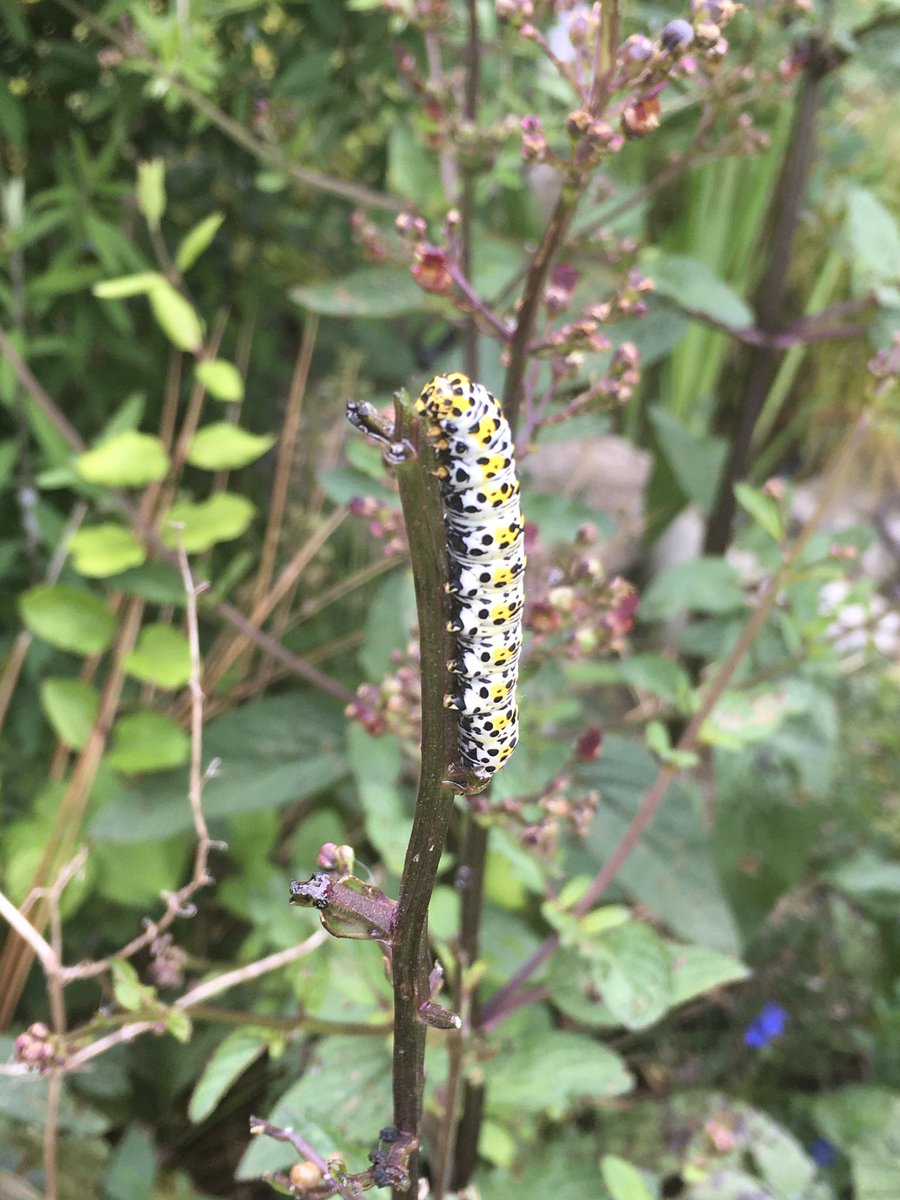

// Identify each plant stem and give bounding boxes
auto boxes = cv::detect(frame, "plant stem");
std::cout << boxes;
[390,399,458,1197]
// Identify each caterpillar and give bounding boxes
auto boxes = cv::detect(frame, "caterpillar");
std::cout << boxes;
[415,372,524,785]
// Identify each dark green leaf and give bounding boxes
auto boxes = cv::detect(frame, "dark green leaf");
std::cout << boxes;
[291,267,433,318]
[188,1030,270,1123]
[639,558,747,621]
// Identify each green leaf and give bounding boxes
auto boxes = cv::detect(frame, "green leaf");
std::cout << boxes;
[125,623,192,689]
[194,359,245,402]
[68,524,147,578]
[105,711,190,774]
[619,654,693,708]
[136,158,166,231]
[76,431,170,488]
[162,493,255,552]
[639,558,746,621]
[843,186,900,290]
[591,921,673,1031]
[189,1030,271,1124]
[648,408,729,515]
[745,1110,817,1200]
[828,851,900,898]
[601,1155,656,1200]
[347,726,410,875]
[488,1031,633,1120]
[102,1124,158,1200]
[701,681,812,750]
[236,1038,393,1180]
[387,120,438,203]
[734,481,783,542]
[20,585,116,655]
[91,694,347,842]
[148,280,203,352]
[40,678,100,750]
[359,569,416,681]
[647,253,754,328]
[92,271,165,299]
[110,959,157,1012]
[669,943,749,1006]
[175,211,225,272]
[291,266,433,318]
[187,422,274,470]
[91,836,190,908]
[814,1087,900,1200]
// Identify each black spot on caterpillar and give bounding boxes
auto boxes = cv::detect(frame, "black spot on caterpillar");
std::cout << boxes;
[415,373,524,783]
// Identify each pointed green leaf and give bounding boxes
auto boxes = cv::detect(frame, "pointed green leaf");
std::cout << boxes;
[137,158,166,231]
[176,211,225,272]
[162,493,255,552]
[92,271,165,299]
[195,359,244,402]
[187,423,274,470]
[290,266,432,318]
[40,678,100,750]
[488,1031,633,1119]
[601,1155,656,1200]
[189,1030,271,1123]
[20,585,116,655]
[106,711,189,773]
[734,481,783,542]
[76,431,170,488]
[110,959,157,1011]
[148,280,203,352]
[639,558,746,621]
[591,921,674,1031]
[669,943,749,1006]
[648,253,754,328]
[69,524,147,578]
[125,624,192,689]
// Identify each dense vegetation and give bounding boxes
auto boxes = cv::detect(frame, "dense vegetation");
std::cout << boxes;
[1,2,899,1199]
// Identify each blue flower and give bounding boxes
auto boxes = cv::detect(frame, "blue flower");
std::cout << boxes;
[743,1001,788,1048]
[809,1137,838,1168]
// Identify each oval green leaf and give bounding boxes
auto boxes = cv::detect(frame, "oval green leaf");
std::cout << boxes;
[194,359,244,403]
[20,585,116,655]
[40,678,100,750]
[125,623,192,689]
[187,423,275,470]
[105,711,189,773]
[92,271,165,299]
[601,1155,655,1200]
[162,493,255,552]
[148,280,203,352]
[176,212,225,272]
[137,158,166,231]
[290,266,432,318]
[648,253,754,330]
[76,431,170,488]
[68,524,147,578]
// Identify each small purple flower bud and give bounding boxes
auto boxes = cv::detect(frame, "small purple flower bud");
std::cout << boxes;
[623,33,654,63]
[661,19,695,52]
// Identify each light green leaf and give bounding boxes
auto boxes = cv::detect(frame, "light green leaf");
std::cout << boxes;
[105,711,190,773]
[648,407,729,515]
[828,851,900,898]
[601,1154,656,1200]
[814,1087,900,1200]
[669,943,749,1006]
[843,187,900,290]
[187,422,274,470]
[148,280,203,352]
[92,271,165,299]
[648,253,754,328]
[175,211,225,272]
[189,1030,271,1124]
[91,694,347,842]
[702,683,810,750]
[136,158,166,231]
[236,1038,393,1180]
[68,524,147,578]
[20,585,116,655]
[591,921,673,1031]
[195,359,244,403]
[162,493,255,552]
[291,266,433,318]
[639,558,746,621]
[40,678,100,750]
[619,653,693,708]
[488,1031,633,1120]
[125,624,192,689]
[347,726,410,875]
[76,431,170,488]
[110,959,156,1012]
[745,1110,817,1200]
[734,481,783,542]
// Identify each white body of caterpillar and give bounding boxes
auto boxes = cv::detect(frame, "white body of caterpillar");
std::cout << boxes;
[415,372,524,781]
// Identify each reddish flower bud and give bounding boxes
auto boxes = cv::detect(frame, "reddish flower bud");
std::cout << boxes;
[575,727,603,761]
[411,244,453,294]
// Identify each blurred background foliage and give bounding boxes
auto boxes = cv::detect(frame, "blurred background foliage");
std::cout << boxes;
[1,1,900,1198]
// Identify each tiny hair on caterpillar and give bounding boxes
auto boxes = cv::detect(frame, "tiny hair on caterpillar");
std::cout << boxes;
[415,372,524,788]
